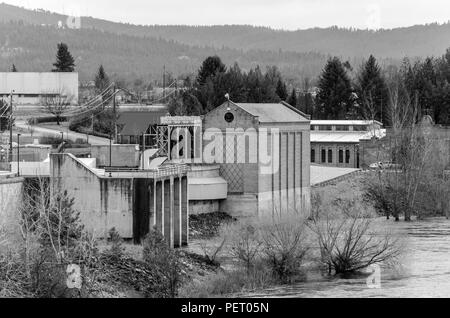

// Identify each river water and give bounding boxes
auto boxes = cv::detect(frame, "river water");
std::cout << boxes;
[244,218,450,298]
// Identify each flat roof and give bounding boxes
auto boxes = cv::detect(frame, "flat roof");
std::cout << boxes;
[118,110,168,135]
[236,103,309,123]
[311,120,382,126]
[311,130,386,143]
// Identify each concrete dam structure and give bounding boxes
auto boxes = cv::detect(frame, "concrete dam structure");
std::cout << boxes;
[50,154,189,246]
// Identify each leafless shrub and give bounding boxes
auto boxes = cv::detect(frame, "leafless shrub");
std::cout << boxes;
[311,202,401,275]
[259,213,310,283]
[228,222,263,274]
[12,178,99,298]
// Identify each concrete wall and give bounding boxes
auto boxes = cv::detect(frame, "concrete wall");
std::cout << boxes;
[11,146,51,162]
[0,175,23,239]
[50,154,134,239]
[258,124,311,217]
[11,161,50,176]
[91,144,140,167]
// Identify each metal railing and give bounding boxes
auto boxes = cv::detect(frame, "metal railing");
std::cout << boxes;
[104,164,190,178]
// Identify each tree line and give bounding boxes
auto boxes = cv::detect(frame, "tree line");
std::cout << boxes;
[169,52,450,126]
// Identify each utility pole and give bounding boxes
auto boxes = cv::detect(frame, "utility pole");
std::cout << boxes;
[163,65,166,100]
[109,134,112,168]
[113,83,117,142]
[9,90,14,170]
[17,133,21,176]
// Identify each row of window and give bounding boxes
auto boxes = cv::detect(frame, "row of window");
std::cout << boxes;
[311,148,351,164]
[311,125,368,131]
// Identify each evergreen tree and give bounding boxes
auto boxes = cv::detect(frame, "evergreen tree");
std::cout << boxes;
[10,64,17,72]
[355,55,388,123]
[196,56,226,87]
[95,65,110,93]
[276,79,288,101]
[245,66,265,103]
[287,88,298,107]
[316,57,354,119]
[52,43,75,72]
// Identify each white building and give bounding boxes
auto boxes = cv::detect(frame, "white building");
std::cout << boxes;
[310,120,386,168]
[0,72,78,105]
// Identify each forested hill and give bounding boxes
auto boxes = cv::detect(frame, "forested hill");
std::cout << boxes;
[0,21,328,83]
[1,2,450,59]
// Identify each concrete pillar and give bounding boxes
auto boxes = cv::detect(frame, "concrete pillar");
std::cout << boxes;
[173,177,182,248]
[181,176,189,246]
[155,180,163,234]
[163,179,172,247]
[149,181,155,231]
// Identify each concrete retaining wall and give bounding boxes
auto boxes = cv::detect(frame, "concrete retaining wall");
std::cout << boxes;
[0,175,23,239]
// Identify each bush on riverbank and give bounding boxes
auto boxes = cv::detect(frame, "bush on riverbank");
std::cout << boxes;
[180,213,312,297]
[310,201,401,275]
[181,194,402,297]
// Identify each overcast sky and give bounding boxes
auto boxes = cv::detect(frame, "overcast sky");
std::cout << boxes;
[3,0,450,30]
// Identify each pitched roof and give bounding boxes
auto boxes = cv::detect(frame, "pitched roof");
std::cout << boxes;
[235,102,309,123]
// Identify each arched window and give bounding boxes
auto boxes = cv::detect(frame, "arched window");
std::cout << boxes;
[328,149,333,163]
[311,149,315,163]
[321,149,326,163]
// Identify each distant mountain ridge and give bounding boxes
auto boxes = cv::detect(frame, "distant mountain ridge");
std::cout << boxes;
[1,2,449,59]
[0,2,449,84]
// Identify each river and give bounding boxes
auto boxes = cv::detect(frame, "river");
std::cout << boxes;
[244,217,450,298]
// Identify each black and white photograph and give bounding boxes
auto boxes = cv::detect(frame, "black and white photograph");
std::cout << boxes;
[0,0,449,304]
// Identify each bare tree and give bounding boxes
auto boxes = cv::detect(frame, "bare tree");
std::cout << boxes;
[41,90,74,125]
[310,202,401,275]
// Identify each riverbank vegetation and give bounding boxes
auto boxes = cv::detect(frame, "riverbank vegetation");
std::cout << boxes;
[179,187,402,298]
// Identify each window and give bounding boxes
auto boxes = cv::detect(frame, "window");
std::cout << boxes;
[224,112,235,123]
[311,149,315,163]
[345,150,351,164]
[311,125,316,131]
[339,149,344,163]
[318,125,332,131]
[321,149,326,163]
[336,125,350,131]
[353,125,368,131]
[328,149,333,163]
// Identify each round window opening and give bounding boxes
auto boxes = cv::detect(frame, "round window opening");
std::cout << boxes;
[224,112,235,123]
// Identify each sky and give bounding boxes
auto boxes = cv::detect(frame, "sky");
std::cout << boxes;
[3,0,450,30]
